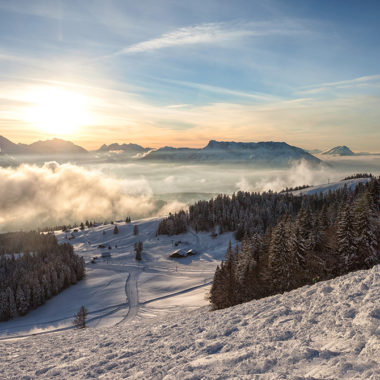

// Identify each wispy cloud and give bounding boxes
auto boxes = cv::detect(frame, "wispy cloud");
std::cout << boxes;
[159,78,277,101]
[111,21,303,56]
[299,74,380,94]
[165,104,190,109]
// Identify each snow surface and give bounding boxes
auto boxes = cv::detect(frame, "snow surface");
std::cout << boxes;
[1,265,379,379]
[291,177,371,196]
[0,218,235,338]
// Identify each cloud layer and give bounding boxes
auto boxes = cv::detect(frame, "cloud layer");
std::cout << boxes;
[1,156,380,232]
[0,162,156,232]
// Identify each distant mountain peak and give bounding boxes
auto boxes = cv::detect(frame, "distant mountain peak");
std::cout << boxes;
[322,146,354,156]
[28,138,88,154]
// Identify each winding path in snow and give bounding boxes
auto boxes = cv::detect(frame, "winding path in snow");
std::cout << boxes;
[117,269,140,324]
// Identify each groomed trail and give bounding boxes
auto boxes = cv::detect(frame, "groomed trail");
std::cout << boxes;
[1,265,379,379]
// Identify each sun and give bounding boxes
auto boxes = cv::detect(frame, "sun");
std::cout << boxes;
[24,86,92,136]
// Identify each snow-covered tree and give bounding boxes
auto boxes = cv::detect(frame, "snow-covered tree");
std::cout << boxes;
[73,305,87,329]
[354,195,378,268]
[336,203,357,272]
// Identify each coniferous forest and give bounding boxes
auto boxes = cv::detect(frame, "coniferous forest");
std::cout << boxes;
[0,232,85,321]
[158,177,380,310]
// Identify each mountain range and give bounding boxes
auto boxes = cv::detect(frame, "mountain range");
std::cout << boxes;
[141,140,321,166]
[0,135,321,166]
[97,142,151,155]
[0,136,87,155]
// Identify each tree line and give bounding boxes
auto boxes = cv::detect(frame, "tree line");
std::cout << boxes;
[158,179,378,240]
[0,232,85,321]
[157,176,380,310]
[210,178,379,309]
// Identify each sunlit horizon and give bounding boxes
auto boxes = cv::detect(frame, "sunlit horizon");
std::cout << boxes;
[1,1,380,151]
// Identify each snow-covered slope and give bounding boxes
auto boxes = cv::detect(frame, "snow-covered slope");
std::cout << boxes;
[0,218,235,338]
[291,177,371,196]
[1,265,379,379]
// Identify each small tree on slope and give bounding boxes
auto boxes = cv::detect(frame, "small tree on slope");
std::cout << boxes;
[73,305,87,329]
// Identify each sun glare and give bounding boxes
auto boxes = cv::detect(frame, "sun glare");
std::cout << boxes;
[24,86,92,136]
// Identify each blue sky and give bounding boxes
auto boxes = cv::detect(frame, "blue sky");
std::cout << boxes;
[0,0,379,150]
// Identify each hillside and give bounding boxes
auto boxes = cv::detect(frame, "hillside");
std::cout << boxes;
[1,264,379,378]
[0,179,379,378]
[291,177,371,196]
[0,135,27,154]
[0,218,235,337]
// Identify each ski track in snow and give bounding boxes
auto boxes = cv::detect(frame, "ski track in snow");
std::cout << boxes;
[1,265,379,379]
[120,269,139,323]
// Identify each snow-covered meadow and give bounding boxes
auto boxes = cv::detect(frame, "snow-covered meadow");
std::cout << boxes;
[0,218,235,338]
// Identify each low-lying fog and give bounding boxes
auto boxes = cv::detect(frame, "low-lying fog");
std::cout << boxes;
[1,155,380,232]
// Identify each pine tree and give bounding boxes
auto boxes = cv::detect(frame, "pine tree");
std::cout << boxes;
[209,254,240,309]
[113,225,119,234]
[336,203,357,273]
[268,220,300,292]
[288,222,307,267]
[0,290,10,320]
[354,195,378,268]
[135,241,143,260]
[6,287,17,319]
[133,225,139,236]
[16,286,28,316]
[73,305,87,329]
[31,279,43,308]
[50,269,59,295]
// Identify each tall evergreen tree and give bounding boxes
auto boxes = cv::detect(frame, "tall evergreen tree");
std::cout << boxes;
[354,195,378,268]
[268,220,300,292]
[336,203,357,272]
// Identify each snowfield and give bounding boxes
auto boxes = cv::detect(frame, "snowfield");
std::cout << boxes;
[0,187,379,379]
[0,218,236,337]
[1,265,379,379]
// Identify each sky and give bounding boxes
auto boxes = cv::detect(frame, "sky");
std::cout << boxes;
[0,0,379,151]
